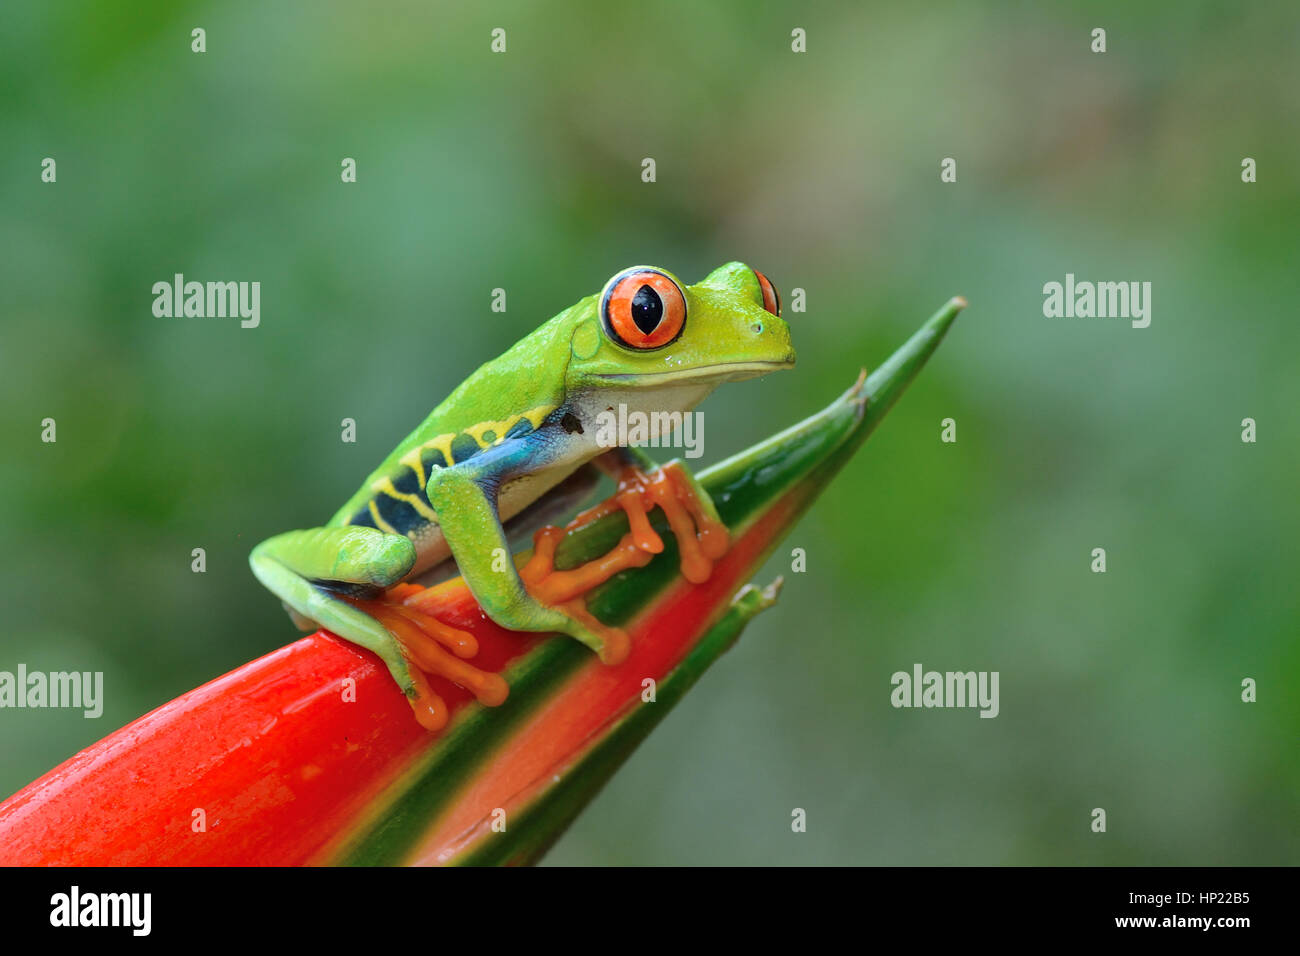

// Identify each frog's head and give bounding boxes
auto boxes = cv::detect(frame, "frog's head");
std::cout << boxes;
[563,262,795,396]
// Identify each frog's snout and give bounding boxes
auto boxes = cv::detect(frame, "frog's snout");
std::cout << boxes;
[746,308,796,368]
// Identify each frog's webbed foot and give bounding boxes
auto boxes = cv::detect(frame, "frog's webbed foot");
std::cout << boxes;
[513,457,731,668]
[344,583,509,732]
[578,457,730,584]
[518,525,655,666]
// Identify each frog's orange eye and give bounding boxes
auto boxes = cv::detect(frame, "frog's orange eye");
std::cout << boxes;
[754,269,781,317]
[600,267,687,350]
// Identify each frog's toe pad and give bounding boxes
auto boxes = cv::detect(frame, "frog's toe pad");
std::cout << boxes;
[346,586,510,732]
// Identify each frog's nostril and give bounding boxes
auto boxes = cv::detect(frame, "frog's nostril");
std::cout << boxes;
[751,322,764,334]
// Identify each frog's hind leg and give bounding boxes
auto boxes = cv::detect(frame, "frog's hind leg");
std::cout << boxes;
[250,526,506,731]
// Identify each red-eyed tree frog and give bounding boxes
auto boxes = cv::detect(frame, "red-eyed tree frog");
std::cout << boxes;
[251,262,794,726]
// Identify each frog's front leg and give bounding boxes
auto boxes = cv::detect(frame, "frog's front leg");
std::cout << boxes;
[250,526,508,731]
[425,440,636,664]
[582,446,730,583]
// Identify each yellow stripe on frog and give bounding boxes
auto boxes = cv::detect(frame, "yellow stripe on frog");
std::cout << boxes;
[370,476,439,523]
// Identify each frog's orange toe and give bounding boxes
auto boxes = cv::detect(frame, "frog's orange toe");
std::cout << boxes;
[345,589,511,729]
[517,525,646,666]
[405,667,449,733]
[575,461,730,584]
[559,594,631,666]
[615,487,665,554]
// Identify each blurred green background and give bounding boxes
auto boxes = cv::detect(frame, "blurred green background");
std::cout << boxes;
[2,1,1296,864]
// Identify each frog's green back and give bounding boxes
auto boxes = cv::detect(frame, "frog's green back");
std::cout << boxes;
[327,304,583,527]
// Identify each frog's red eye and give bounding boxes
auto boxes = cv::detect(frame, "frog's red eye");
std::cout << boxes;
[600,267,687,350]
[754,268,781,317]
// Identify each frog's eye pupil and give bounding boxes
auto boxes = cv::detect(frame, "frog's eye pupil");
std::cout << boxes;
[630,285,663,334]
[600,267,687,351]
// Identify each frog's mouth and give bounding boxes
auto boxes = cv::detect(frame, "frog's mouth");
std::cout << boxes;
[596,358,795,387]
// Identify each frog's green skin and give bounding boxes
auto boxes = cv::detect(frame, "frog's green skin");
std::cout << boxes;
[250,262,795,696]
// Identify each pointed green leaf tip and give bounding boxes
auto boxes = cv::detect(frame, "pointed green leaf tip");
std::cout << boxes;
[333,296,964,866]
